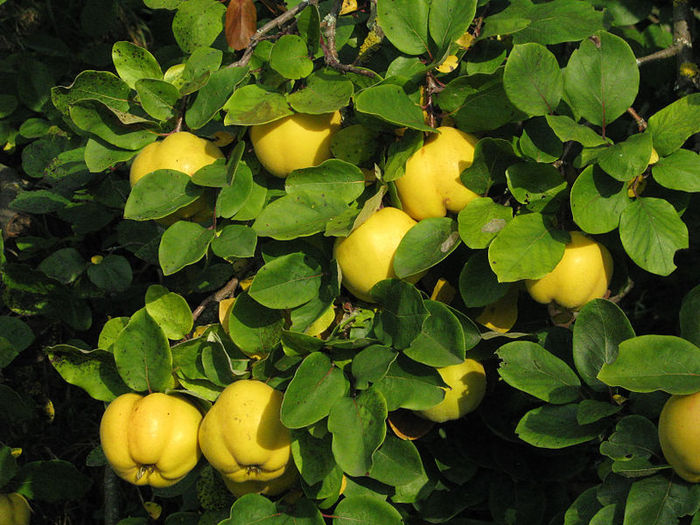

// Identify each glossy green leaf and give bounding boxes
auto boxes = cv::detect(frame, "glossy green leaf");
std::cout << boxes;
[369,435,424,486]
[570,165,630,234]
[376,0,430,56]
[652,149,700,192]
[619,197,689,276]
[516,403,608,449]
[622,475,690,525]
[460,138,518,194]
[97,317,129,351]
[211,225,257,259]
[330,125,379,166]
[504,43,562,116]
[394,217,461,279]
[428,0,477,57]
[383,129,423,182]
[488,213,569,282]
[158,221,215,275]
[0,317,34,366]
[598,132,653,182]
[220,493,280,525]
[680,285,700,347]
[51,71,131,115]
[38,248,85,284]
[216,163,253,218]
[280,352,348,429]
[291,431,336,486]
[45,345,130,402]
[145,285,193,340]
[545,114,607,147]
[328,387,387,477]
[186,66,248,129]
[15,460,91,503]
[457,197,513,249]
[113,308,173,393]
[459,250,510,308]
[172,0,226,53]
[374,355,445,411]
[351,345,397,390]
[599,415,659,463]
[69,101,155,150]
[371,279,429,349]
[285,159,365,204]
[112,41,162,89]
[506,162,567,213]
[404,300,466,367]
[598,335,700,394]
[270,35,313,80]
[564,31,639,128]
[84,139,137,173]
[573,299,635,392]
[648,94,700,156]
[135,79,179,121]
[86,255,132,292]
[223,84,293,126]
[354,84,433,132]
[227,291,283,358]
[564,486,603,525]
[576,399,622,425]
[249,253,323,309]
[519,117,563,163]
[497,341,581,404]
[287,69,354,114]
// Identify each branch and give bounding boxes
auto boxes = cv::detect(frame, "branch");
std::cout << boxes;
[627,107,647,132]
[227,0,312,69]
[673,0,698,91]
[191,276,240,322]
[320,0,377,77]
[636,43,685,66]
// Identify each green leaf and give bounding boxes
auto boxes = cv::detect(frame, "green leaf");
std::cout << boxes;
[519,117,563,163]
[394,217,461,279]
[372,279,429,350]
[598,335,700,394]
[216,163,254,218]
[211,225,257,260]
[619,197,689,276]
[287,69,354,114]
[158,221,215,276]
[0,317,34,367]
[351,345,397,390]
[599,415,659,463]
[457,197,513,249]
[227,291,283,358]
[270,35,314,80]
[333,496,403,525]
[573,299,635,392]
[113,308,173,392]
[87,255,132,292]
[291,431,336,486]
[497,341,581,404]
[680,285,700,347]
[135,79,179,121]
[488,213,569,282]
[252,191,349,241]
[374,355,445,411]
[17,59,55,112]
[38,247,86,284]
[545,115,607,147]
[280,352,349,429]
[224,84,293,126]
[328,387,387,477]
[172,0,226,53]
[249,253,323,309]
[220,493,280,525]
[145,285,193,340]
[459,250,510,308]
[98,317,129,351]
[647,94,700,156]
[383,129,423,182]
[652,149,700,193]
[369,435,424,486]
[376,0,431,56]
[186,66,248,129]
[404,300,466,367]
[112,41,163,89]
[460,138,518,194]
[598,132,653,182]
[69,101,156,150]
[51,70,131,115]
[45,345,130,402]
[576,399,622,425]
[564,31,639,128]
[286,159,365,204]
[15,460,91,503]
[354,84,434,132]
[0,446,18,489]
[428,0,477,57]
[504,43,562,116]
[570,165,630,234]
[516,403,608,449]
[622,475,691,525]
[84,139,137,173]
[330,125,379,166]
[506,162,567,213]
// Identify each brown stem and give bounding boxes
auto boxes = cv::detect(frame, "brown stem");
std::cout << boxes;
[320,0,376,77]
[191,276,240,322]
[627,107,647,132]
[227,0,313,69]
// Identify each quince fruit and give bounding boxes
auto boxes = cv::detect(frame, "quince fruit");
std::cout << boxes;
[476,284,519,333]
[199,380,292,485]
[222,461,298,498]
[333,207,425,303]
[0,493,31,525]
[250,111,342,178]
[99,392,203,487]
[659,391,700,482]
[395,126,480,220]
[416,358,486,423]
[129,131,224,223]
[525,231,613,310]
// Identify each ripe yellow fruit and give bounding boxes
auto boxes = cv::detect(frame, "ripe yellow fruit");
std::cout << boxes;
[250,112,342,178]
[129,131,224,222]
[395,126,480,220]
[525,231,613,310]
[218,297,235,334]
[416,358,486,423]
[0,493,31,525]
[333,207,425,303]
[99,393,203,487]
[659,391,700,482]
[198,380,291,485]
[476,284,519,333]
[222,462,298,498]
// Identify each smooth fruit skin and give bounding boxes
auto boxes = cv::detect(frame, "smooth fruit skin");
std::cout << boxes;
[129,131,224,221]
[222,461,298,498]
[417,359,486,423]
[525,231,613,310]
[198,380,291,485]
[333,207,425,303]
[659,392,700,483]
[99,392,203,487]
[0,493,31,525]
[395,126,480,220]
[250,111,341,178]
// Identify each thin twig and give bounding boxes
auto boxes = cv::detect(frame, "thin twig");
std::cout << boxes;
[191,276,240,322]
[320,0,376,77]
[636,43,685,66]
[227,0,312,69]
[627,107,647,132]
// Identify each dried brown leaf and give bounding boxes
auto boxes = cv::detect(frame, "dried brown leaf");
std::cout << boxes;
[226,0,257,51]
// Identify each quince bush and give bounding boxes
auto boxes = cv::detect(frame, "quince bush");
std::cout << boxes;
[1,0,699,524]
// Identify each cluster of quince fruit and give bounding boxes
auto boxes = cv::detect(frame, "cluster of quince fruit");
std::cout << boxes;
[99,379,296,498]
